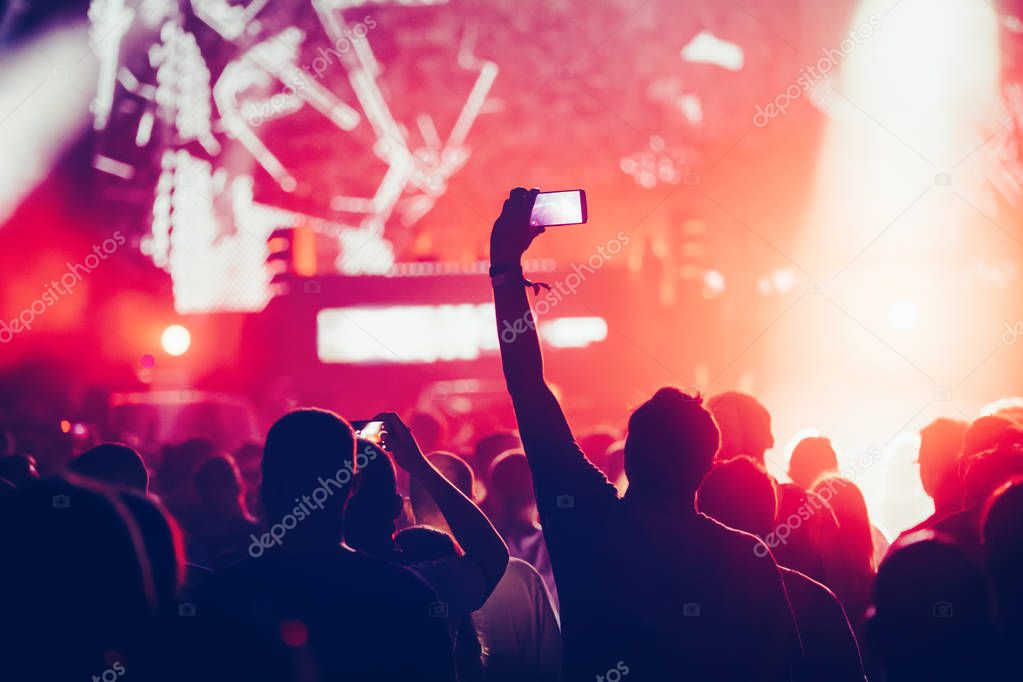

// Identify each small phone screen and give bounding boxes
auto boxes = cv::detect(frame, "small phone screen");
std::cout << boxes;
[530,190,585,227]
[356,421,385,444]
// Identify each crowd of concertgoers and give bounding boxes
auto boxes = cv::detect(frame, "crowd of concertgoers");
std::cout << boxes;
[1,188,1021,681]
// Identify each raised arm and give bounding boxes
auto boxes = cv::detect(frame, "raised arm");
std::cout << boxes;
[490,188,549,397]
[489,188,616,508]
[378,412,508,594]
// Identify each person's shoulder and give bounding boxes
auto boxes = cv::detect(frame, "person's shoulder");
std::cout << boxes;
[780,565,842,607]
[931,508,976,534]
[506,556,544,580]
[779,566,856,637]
[496,557,547,595]
[695,512,772,561]
[345,548,440,597]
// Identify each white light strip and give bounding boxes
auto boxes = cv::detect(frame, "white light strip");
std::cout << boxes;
[317,304,607,364]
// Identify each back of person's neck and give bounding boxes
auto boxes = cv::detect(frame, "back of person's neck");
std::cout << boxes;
[623,489,698,518]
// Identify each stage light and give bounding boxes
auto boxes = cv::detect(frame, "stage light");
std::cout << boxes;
[59,419,72,434]
[539,317,609,349]
[680,30,744,72]
[317,305,608,363]
[702,270,726,299]
[161,324,191,356]
[888,298,918,332]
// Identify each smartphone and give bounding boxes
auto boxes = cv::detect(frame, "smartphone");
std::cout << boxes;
[351,420,385,444]
[530,189,587,227]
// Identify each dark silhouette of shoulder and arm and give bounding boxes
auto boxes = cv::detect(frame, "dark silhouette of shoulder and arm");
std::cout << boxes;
[698,456,865,681]
[378,411,509,598]
[189,409,456,682]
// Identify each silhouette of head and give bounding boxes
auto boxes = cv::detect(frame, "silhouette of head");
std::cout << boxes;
[980,396,1023,425]
[707,391,773,464]
[410,451,474,527]
[393,525,483,680]
[473,431,521,486]
[625,388,720,503]
[486,450,536,529]
[69,443,149,493]
[156,437,215,497]
[344,440,402,554]
[261,408,356,546]
[961,445,1023,509]
[787,436,838,490]
[697,456,777,538]
[194,454,247,510]
[918,418,967,513]
[115,489,186,614]
[981,479,1023,641]
[2,478,161,677]
[869,536,995,681]
[408,410,447,454]
[961,415,1023,461]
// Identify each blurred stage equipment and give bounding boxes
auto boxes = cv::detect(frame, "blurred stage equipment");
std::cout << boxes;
[88,0,496,313]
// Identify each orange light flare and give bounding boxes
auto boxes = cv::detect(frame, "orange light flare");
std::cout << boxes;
[756,0,1017,536]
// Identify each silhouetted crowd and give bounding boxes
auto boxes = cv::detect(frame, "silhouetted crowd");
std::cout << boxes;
[1,189,1021,681]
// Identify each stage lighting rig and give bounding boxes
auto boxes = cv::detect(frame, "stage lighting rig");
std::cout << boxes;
[88,0,497,313]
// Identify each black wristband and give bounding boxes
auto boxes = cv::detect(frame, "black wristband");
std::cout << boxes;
[488,263,522,277]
